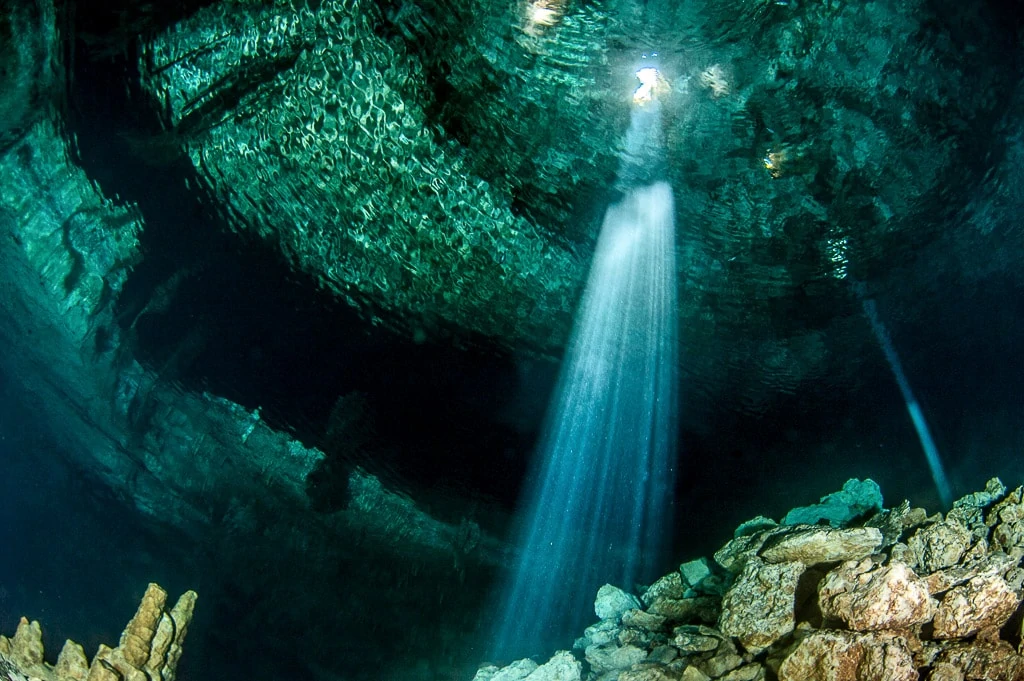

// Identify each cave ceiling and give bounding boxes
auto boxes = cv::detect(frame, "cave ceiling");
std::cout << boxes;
[85,0,1022,417]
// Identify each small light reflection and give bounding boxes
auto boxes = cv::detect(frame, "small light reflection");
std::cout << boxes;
[633,66,669,106]
[522,0,564,37]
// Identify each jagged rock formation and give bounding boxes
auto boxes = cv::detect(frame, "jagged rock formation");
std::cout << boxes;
[478,478,1024,681]
[0,584,196,681]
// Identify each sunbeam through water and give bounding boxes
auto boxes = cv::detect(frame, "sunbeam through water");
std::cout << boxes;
[856,284,954,508]
[489,66,678,660]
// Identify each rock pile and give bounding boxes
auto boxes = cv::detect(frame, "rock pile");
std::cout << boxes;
[0,583,196,681]
[475,478,1024,681]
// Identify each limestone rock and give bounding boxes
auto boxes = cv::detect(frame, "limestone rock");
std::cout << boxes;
[957,478,1008,512]
[777,630,917,681]
[782,479,883,528]
[678,558,726,596]
[472,664,501,681]
[946,478,1008,543]
[9,618,43,669]
[524,651,581,681]
[618,627,654,648]
[928,662,966,681]
[642,572,685,607]
[925,552,1016,595]
[578,620,619,648]
[865,500,928,548]
[0,654,29,681]
[473,658,540,681]
[0,584,196,681]
[646,596,720,624]
[91,584,198,681]
[696,651,743,678]
[907,519,973,573]
[647,645,677,665]
[621,609,666,632]
[680,667,711,681]
[987,487,1024,561]
[672,625,722,653]
[720,664,764,681]
[937,640,1024,680]
[718,558,804,653]
[759,526,883,566]
[472,479,1024,681]
[714,532,771,573]
[933,574,1020,639]
[817,558,935,631]
[162,589,197,678]
[680,558,713,589]
[585,641,647,673]
[733,517,778,538]
[618,664,678,681]
[120,583,168,668]
[595,584,642,621]
[54,640,89,681]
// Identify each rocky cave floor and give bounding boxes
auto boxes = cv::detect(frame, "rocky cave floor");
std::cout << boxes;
[7,477,1024,681]
[476,477,1024,681]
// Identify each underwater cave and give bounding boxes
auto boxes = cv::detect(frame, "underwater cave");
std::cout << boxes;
[1,0,1024,679]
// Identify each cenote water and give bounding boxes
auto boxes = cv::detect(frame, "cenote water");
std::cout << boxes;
[855,283,954,508]
[489,77,678,660]
[3,3,1023,680]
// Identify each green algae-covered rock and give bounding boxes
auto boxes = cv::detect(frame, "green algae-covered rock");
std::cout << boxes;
[782,478,883,528]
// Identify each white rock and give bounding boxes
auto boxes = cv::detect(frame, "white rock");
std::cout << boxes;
[476,658,540,681]
[595,584,642,621]
[585,641,648,672]
[524,651,582,681]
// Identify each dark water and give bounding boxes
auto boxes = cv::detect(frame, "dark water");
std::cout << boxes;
[2,0,1024,679]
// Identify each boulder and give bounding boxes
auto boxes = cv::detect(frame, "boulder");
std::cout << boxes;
[718,557,804,653]
[817,558,935,630]
[595,584,642,621]
[933,574,1020,639]
[760,526,883,565]
[524,652,582,681]
[778,630,917,681]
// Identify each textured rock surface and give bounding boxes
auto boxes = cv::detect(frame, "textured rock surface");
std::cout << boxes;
[988,487,1024,561]
[139,0,587,352]
[777,630,917,681]
[472,658,539,681]
[595,584,643,621]
[932,574,1020,639]
[760,526,883,565]
[818,559,935,631]
[908,520,973,573]
[718,557,804,652]
[584,641,647,673]
[937,640,1024,681]
[782,479,884,528]
[478,478,1024,681]
[525,651,582,681]
[0,584,196,681]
